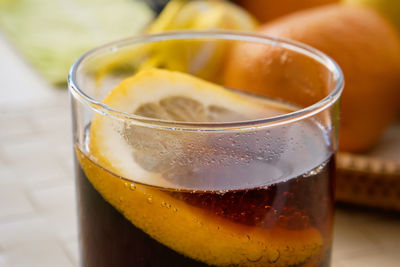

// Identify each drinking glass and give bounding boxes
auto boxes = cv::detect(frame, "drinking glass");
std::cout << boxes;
[68,31,344,267]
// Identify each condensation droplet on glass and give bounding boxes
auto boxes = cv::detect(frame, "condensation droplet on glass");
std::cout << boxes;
[147,196,153,204]
[130,184,136,191]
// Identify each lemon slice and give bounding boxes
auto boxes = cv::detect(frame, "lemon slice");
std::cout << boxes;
[80,68,323,266]
[91,68,286,186]
[94,0,258,85]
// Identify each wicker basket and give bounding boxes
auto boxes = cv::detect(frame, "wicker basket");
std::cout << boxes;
[335,122,400,211]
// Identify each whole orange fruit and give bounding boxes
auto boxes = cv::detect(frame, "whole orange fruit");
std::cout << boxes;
[224,4,400,152]
[234,0,339,22]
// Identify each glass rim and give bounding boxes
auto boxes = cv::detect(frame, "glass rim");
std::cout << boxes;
[68,30,344,132]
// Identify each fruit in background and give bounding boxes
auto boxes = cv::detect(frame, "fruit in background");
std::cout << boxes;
[147,0,257,32]
[0,0,154,85]
[234,0,339,22]
[224,4,400,153]
[145,0,258,80]
[343,0,400,32]
[95,0,257,84]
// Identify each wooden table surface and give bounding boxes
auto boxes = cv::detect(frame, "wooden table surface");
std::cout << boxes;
[0,33,399,267]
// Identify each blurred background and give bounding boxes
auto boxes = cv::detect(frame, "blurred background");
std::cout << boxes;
[0,0,399,266]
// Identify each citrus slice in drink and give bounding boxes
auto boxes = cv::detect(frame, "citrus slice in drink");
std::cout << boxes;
[78,68,323,266]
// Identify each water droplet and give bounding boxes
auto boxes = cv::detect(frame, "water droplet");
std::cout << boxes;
[161,202,167,207]
[147,196,153,204]
[130,184,136,191]
[124,183,128,188]
[173,207,178,212]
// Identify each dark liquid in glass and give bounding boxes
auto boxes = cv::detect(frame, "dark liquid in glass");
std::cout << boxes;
[75,149,334,267]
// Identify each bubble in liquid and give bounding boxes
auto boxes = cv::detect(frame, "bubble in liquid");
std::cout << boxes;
[302,162,326,177]
[147,196,153,204]
[246,252,263,263]
[267,249,280,264]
